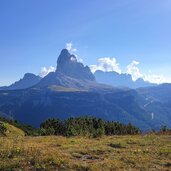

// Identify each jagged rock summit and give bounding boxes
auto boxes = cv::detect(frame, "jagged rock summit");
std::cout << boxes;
[56,49,95,81]
[36,49,114,90]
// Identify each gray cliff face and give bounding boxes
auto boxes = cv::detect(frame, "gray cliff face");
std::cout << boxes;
[56,49,95,81]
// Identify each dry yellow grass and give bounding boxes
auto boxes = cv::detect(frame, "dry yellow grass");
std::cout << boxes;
[0,121,25,137]
[0,134,170,170]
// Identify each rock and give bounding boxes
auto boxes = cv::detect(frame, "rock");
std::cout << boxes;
[56,49,95,81]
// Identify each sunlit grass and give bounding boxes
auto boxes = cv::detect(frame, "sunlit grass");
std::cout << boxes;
[0,134,170,170]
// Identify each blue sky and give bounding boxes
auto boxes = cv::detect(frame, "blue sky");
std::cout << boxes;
[0,0,171,86]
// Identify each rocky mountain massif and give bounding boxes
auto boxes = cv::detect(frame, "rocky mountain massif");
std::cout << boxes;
[0,49,155,90]
[0,49,170,131]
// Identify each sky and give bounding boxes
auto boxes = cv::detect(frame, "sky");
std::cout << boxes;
[0,0,171,86]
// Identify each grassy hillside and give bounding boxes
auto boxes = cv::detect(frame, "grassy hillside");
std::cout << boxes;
[0,134,170,170]
[0,121,25,137]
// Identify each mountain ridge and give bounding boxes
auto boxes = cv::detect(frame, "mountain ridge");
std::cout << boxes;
[94,70,156,88]
[0,73,41,90]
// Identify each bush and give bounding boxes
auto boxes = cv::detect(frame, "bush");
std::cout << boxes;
[159,125,171,135]
[38,127,55,136]
[93,128,105,138]
[0,122,7,136]
[40,118,63,135]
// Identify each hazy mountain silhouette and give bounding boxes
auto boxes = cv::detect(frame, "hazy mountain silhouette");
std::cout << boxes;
[94,70,155,88]
[0,73,41,90]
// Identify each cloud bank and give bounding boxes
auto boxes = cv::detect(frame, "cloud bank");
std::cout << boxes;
[143,74,167,84]
[90,57,121,74]
[126,60,143,81]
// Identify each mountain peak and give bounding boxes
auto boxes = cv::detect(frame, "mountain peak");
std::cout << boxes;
[57,49,77,70]
[0,73,41,90]
[57,49,70,65]
[23,73,39,79]
[56,49,95,81]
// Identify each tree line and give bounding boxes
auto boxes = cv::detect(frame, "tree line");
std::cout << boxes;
[1,116,170,137]
[39,116,141,137]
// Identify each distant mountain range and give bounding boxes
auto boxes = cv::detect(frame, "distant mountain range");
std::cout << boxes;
[94,70,156,88]
[0,49,155,91]
[0,49,170,131]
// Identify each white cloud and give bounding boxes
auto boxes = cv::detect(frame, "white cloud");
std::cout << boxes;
[143,74,168,84]
[65,42,83,63]
[39,66,56,77]
[90,57,121,74]
[77,57,83,63]
[73,54,83,63]
[126,60,171,84]
[70,56,77,62]
[126,60,143,81]
[66,42,77,53]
